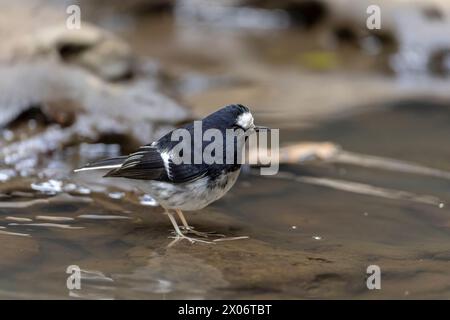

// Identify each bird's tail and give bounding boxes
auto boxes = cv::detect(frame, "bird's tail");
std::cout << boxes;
[74,156,127,173]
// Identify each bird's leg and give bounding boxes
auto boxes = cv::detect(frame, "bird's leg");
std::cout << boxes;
[175,209,225,238]
[175,209,192,231]
[164,209,214,247]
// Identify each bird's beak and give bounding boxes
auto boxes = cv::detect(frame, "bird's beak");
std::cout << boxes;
[254,125,270,132]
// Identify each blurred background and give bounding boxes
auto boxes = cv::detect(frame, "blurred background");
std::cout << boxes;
[1,0,450,299]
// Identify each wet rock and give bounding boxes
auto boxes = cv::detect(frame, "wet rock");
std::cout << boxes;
[0,3,190,172]
[0,61,190,166]
[428,48,450,77]
[332,24,397,53]
[422,5,445,21]
[79,0,174,17]
[6,102,76,129]
[2,23,134,81]
[245,0,328,28]
[389,4,450,77]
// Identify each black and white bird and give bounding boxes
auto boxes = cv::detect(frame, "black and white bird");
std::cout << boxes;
[75,104,268,245]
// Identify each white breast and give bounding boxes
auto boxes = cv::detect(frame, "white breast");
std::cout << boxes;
[138,169,241,211]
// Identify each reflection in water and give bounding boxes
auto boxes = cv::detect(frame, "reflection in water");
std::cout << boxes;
[333,151,450,180]
[7,223,84,230]
[112,252,228,299]
[36,216,75,222]
[0,193,92,209]
[0,230,30,237]
[5,216,33,222]
[294,174,443,206]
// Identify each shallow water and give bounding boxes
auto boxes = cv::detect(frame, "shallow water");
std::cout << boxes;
[1,10,450,299]
[1,100,450,299]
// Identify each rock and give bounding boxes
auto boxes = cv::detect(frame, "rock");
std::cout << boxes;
[429,48,450,77]
[0,4,190,173]
[3,23,134,81]
[79,0,174,16]
[244,0,328,28]
[0,63,190,166]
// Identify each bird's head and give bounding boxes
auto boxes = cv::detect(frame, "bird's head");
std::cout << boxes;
[204,104,269,135]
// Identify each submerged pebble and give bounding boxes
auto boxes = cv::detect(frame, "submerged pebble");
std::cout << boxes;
[75,186,92,195]
[108,192,125,200]
[62,183,77,192]
[139,194,158,206]
[31,179,63,194]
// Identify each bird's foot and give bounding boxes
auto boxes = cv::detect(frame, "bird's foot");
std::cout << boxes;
[167,233,215,247]
[179,226,225,238]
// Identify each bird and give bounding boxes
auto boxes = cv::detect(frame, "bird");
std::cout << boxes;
[74,104,269,245]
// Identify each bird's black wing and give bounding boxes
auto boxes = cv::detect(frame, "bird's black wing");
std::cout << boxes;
[155,118,242,183]
[166,162,209,183]
[104,146,166,180]
[150,122,210,183]
[105,106,244,182]
[167,162,240,183]
[103,145,210,183]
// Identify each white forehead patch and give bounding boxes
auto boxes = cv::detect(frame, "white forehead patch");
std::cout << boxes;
[236,112,254,130]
